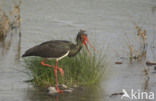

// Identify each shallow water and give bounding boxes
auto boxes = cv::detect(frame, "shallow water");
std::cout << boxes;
[0,0,156,101]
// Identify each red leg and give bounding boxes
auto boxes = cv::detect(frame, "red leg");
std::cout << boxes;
[41,59,64,93]
[41,59,64,76]
[41,59,55,68]
[54,61,63,93]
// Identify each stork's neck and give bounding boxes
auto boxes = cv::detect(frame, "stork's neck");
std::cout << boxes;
[68,41,83,57]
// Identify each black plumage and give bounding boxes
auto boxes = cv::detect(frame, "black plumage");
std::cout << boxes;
[22,30,87,59]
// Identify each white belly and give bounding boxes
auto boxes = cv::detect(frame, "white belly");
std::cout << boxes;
[47,51,70,61]
[56,51,70,61]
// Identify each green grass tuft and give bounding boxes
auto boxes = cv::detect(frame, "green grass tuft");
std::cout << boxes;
[24,49,106,88]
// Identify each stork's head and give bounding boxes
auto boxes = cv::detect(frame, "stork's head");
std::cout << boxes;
[76,29,96,54]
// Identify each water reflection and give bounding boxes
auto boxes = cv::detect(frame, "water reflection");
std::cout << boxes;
[25,86,105,101]
[15,31,21,61]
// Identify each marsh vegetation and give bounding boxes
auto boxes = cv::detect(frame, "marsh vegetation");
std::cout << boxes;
[24,49,107,88]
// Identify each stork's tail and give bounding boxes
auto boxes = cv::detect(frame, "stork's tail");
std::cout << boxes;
[22,49,33,57]
[22,53,27,57]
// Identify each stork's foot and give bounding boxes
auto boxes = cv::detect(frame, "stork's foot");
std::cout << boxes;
[56,88,64,93]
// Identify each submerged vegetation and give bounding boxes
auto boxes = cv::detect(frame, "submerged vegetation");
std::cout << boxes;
[0,2,21,41]
[0,1,21,60]
[24,49,106,88]
[124,20,147,63]
[0,8,10,41]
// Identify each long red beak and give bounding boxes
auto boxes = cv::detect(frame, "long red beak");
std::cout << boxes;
[83,35,96,55]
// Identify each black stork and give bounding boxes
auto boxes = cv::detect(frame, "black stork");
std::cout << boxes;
[22,30,96,93]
